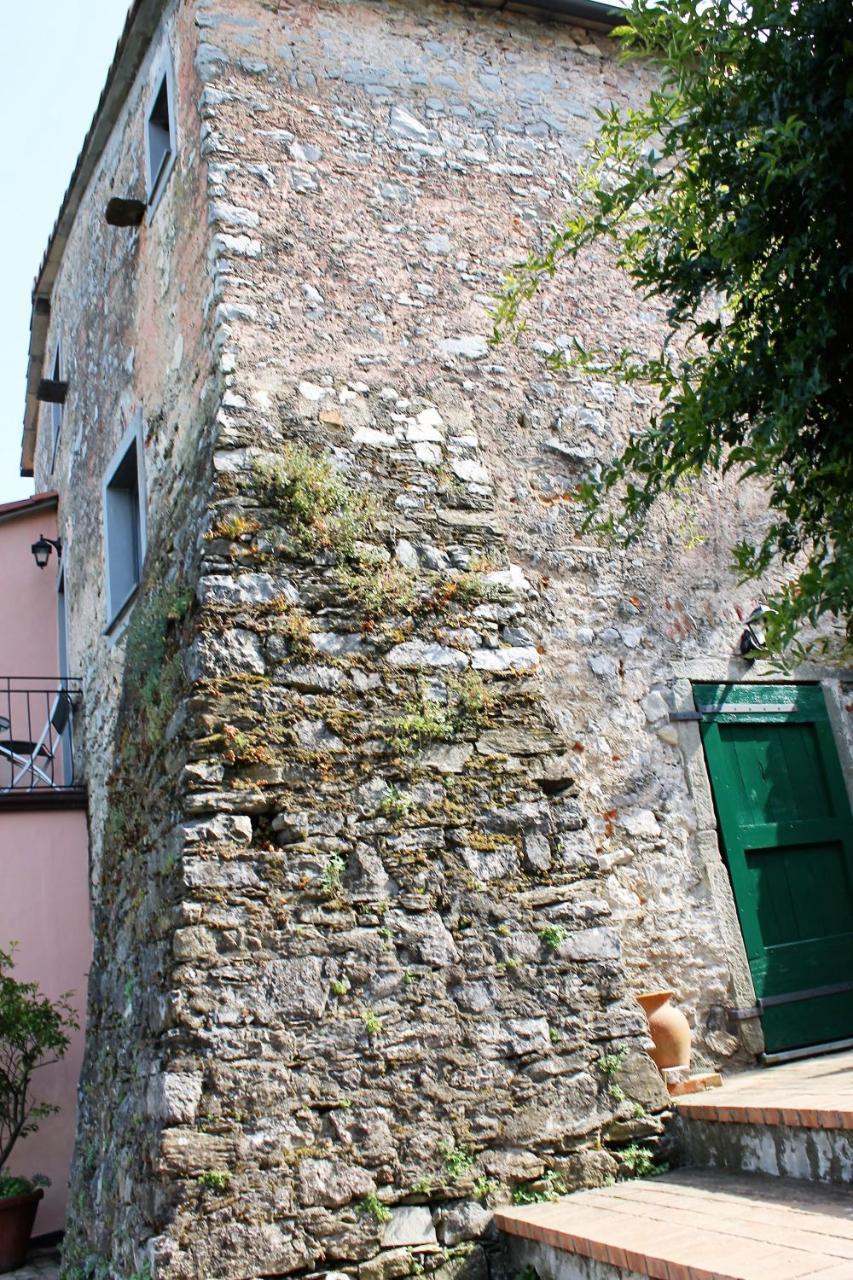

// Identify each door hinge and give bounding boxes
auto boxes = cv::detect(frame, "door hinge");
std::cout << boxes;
[726,979,853,1032]
[696,702,798,715]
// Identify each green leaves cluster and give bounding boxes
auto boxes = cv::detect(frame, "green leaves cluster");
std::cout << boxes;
[0,944,77,1184]
[254,444,378,558]
[493,0,853,654]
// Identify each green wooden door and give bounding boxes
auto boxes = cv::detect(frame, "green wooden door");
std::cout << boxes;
[695,683,853,1053]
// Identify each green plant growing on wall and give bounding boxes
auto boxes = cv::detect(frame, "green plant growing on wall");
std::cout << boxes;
[361,1008,382,1036]
[196,1169,231,1191]
[440,1140,475,1182]
[387,672,495,753]
[538,925,566,952]
[254,445,378,558]
[338,559,417,619]
[472,1175,499,1202]
[379,785,413,822]
[511,1171,567,1205]
[359,1191,391,1223]
[122,582,193,749]
[617,1142,663,1179]
[320,853,346,900]
[387,689,456,753]
[276,606,314,657]
[0,944,77,1196]
[447,670,495,733]
[598,1049,627,1103]
[128,1264,153,1280]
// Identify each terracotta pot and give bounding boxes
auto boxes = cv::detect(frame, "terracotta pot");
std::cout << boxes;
[636,990,691,1070]
[0,1189,43,1274]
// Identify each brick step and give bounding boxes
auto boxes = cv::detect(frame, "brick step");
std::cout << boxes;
[495,1168,853,1280]
[675,1050,853,1186]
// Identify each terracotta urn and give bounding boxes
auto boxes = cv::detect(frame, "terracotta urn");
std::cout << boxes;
[636,990,691,1070]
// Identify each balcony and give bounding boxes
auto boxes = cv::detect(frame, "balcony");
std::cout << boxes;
[0,677,85,807]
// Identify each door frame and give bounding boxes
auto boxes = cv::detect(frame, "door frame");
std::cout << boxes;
[670,658,853,1058]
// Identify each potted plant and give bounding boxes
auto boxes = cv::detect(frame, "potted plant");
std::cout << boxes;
[0,944,76,1274]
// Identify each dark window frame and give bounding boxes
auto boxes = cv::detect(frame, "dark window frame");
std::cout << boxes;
[49,340,63,470]
[103,417,147,632]
[145,56,177,210]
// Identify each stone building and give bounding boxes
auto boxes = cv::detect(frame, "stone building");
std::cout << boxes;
[18,0,852,1276]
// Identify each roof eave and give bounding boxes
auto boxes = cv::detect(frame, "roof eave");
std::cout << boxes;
[0,491,58,524]
[20,0,169,477]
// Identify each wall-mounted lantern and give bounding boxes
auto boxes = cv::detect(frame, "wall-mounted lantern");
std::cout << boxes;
[31,535,63,571]
[739,604,774,658]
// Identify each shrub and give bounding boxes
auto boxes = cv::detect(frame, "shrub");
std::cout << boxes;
[0,944,77,1193]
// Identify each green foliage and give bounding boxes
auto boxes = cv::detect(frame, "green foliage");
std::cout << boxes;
[361,1007,382,1036]
[338,559,417,618]
[449,671,495,732]
[618,1142,662,1179]
[254,444,378,557]
[493,0,853,654]
[386,673,494,753]
[598,1050,626,1077]
[276,606,314,657]
[122,582,193,745]
[538,925,566,952]
[0,1172,48,1199]
[379,785,413,822]
[196,1169,231,1191]
[360,1191,392,1223]
[0,944,77,1181]
[511,1171,567,1205]
[320,852,346,900]
[598,1049,628,1102]
[440,1140,475,1182]
[387,695,455,753]
[473,1175,500,1201]
[330,977,350,997]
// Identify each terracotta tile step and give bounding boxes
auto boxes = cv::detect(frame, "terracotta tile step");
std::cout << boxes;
[676,1099,853,1129]
[495,1169,853,1280]
[674,1047,853,1131]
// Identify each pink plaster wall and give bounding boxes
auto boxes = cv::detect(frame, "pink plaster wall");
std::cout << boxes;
[0,505,62,675]
[0,503,91,1237]
[0,812,90,1236]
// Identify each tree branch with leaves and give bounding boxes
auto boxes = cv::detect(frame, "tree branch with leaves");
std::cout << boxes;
[0,944,77,1195]
[492,0,853,657]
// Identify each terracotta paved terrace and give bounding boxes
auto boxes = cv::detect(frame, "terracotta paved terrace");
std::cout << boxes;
[496,1050,853,1280]
[676,1047,853,1131]
[495,1169,853,1280]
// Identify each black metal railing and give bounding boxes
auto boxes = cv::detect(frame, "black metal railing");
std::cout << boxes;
[0,677,82,793]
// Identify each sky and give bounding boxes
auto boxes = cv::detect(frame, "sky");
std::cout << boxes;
[0,0,131,504]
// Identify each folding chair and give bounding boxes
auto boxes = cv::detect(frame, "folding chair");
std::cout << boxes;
[0,689,72,789]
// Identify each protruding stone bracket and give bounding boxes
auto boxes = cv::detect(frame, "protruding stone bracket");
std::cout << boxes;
[36,379,68,405]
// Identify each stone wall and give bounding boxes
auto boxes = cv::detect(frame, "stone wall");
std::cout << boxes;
[190,0,760,1076]
[29,1,225,1274]
[29,1,850,1278]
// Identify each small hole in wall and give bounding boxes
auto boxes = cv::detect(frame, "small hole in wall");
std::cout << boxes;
[535,776,574,799]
